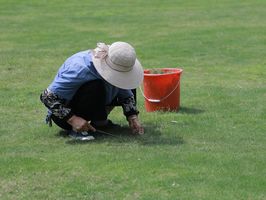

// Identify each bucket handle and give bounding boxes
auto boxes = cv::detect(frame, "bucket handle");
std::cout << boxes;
[139,80,180,103]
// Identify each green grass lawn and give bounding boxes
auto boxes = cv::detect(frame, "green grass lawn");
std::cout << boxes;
[0,0,265,199]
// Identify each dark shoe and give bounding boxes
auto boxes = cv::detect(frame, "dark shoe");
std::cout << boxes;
[91,119,120,130]
[68,130,95,141]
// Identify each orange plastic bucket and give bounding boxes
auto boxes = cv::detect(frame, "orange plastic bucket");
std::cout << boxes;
[141,68,183,112]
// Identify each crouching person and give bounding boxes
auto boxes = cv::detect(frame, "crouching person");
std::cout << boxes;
[40,42,144,141]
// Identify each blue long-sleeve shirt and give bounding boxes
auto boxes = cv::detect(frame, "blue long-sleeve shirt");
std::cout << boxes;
[48,50,133,104]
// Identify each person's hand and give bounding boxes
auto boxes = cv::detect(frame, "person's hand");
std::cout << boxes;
[67,115,96,132]
[128,115,144,135]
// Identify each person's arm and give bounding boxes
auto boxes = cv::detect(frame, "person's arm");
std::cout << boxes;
[40,55,97,132]
[120,95,139,117]
[41,60,91,120]
[40,89,95,132]
[118,90,144,135]
[40,89,73,120]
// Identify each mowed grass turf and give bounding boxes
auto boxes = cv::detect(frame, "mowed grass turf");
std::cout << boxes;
[0,0,265,199]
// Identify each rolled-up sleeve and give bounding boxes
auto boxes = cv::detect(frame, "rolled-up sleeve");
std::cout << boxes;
[118,89,139,117]
[40,89,73,120]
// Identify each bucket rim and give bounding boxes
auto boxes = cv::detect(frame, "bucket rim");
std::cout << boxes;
[144,68,183,76]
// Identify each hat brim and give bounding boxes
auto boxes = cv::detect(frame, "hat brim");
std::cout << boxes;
[92,56,144,90]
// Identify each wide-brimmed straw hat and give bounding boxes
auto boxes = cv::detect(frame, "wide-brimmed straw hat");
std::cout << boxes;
[92,41,144,89]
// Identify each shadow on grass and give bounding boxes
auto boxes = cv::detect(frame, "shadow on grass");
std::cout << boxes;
[57,123,184,146]
[178,106,204,114]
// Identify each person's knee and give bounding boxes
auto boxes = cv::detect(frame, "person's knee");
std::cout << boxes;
[80,80,105,93]
[73,80,106,101]
[88,80,105,99]
[70,80,107,120]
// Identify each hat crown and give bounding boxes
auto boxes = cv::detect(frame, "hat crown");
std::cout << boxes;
[108,42,136,69]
